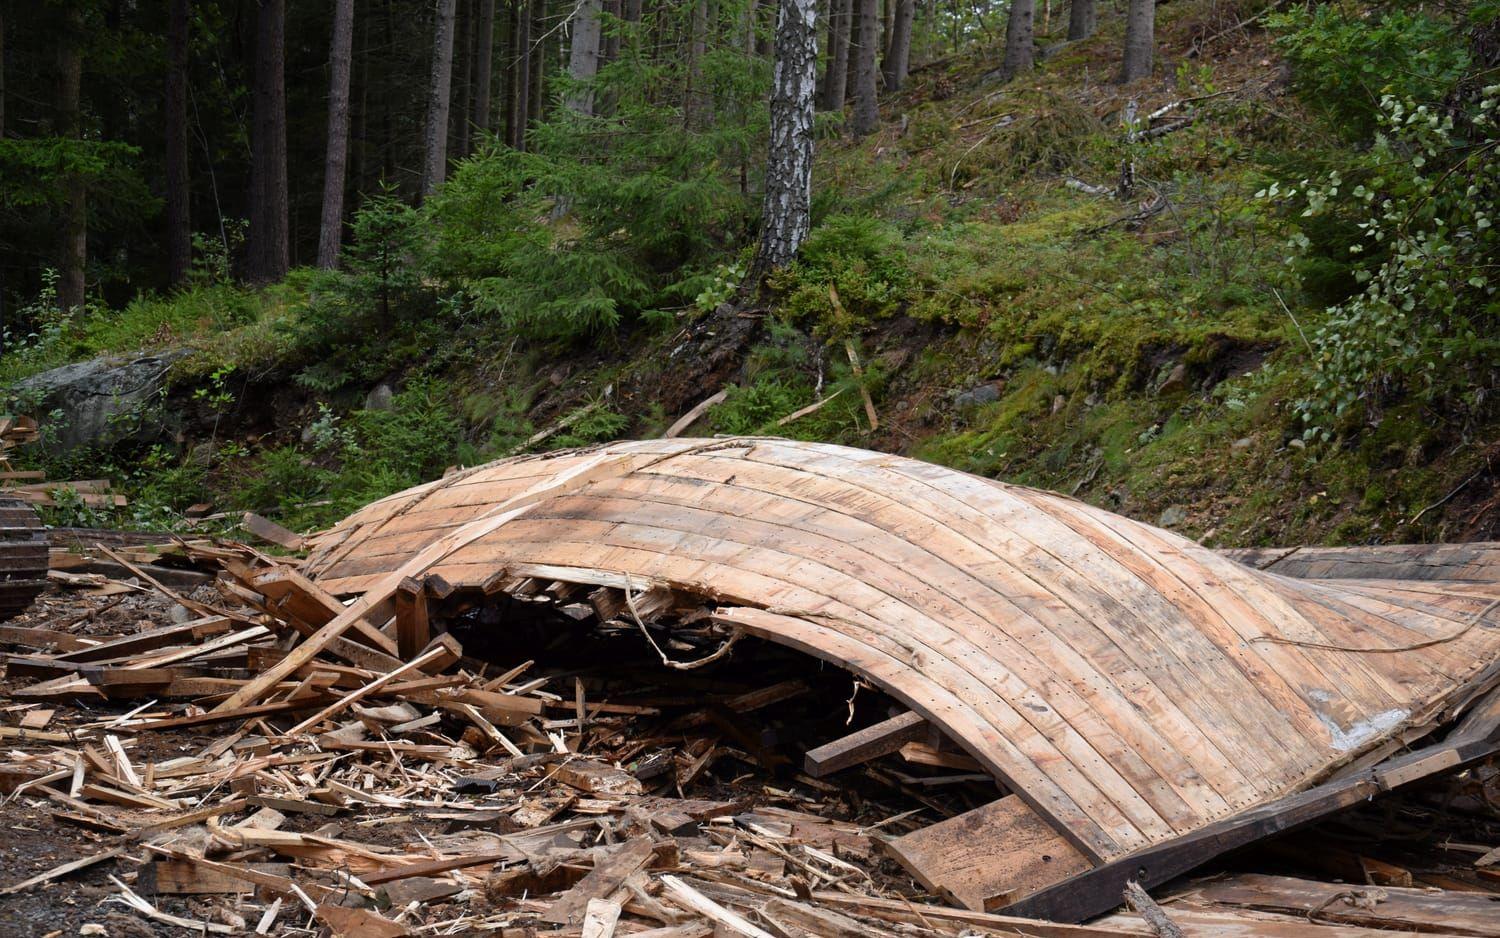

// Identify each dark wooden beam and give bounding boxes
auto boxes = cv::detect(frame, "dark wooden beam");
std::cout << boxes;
[998,731,1500,923]
[804,710,928,777]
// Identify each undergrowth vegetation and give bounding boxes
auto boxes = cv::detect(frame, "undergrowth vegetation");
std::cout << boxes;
[4,0,1496,546]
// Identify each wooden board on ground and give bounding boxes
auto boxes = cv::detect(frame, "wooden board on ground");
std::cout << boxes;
[880,795,1092,911]
[1187,873,1500,936]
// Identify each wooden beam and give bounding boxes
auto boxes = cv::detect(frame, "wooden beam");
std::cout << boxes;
[998,733,1500,923]
[241,512,306,551]
[394,577,431,660]
[804,710,928,777]
[252,566,396,655]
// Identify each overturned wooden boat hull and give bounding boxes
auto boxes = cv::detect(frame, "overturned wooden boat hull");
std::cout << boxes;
[303,438,1500,919]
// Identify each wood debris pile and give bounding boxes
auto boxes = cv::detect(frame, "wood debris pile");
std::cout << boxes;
[1,531,1499,936]
[0,542,1073,936]
[1,415,128,510]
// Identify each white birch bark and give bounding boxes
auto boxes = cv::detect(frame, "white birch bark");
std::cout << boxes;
[752,0,818,276]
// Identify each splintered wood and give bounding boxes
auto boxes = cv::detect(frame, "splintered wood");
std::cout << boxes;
[1,436,1499,935]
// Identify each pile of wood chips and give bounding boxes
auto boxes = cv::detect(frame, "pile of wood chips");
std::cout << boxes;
[0,535,1052,938]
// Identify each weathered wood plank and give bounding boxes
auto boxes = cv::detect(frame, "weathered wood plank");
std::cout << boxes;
[804,710,928,777]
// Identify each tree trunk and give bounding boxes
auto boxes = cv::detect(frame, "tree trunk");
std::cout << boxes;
[849,0,878,135]
[881,0,912,92]
[1003,0,1034,78]
[1,7,7,139]
[248,0,289,284]
[602,0,622,62]
[1067,0,1095,41]
[820,0,849,111]
[473,0,496,135]
[454,0,473,158]
[750,0,817,280]
[1118,0,1153,82]
[529,0,546,128]
[422,0,458,197]
[510,0,531,149]
[165,0,191,286]
[566,0,603,116]
[58,3,87,310]
[318,0,354,269]
[685,0,711,128]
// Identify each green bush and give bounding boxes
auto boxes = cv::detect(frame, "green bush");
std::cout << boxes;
[775,215,912,334]
[1273,88,1500,439]
[1269,4,1472,138]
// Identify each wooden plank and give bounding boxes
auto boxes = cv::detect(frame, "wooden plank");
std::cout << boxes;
[0,846,123,895]
[1190,873,1500,936]
[804,710,928,777]
[251,566,396,654]
[999,732,1500,923]
[52,617,233,662]
[140,860,292,895]
[242,512,306,551]
[542,836,655,925]
[0,625,95,652]
[283,644,447,735]
[1222,542,1500,583]
[881,795,1092,912]
[394,576,430,660]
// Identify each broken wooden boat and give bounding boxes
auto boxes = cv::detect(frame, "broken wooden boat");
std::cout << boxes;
[297,437,1500,921]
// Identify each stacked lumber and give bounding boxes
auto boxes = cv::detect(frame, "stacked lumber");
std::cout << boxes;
[0,414,128,508]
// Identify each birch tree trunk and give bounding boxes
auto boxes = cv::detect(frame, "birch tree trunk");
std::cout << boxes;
[422,0,458,196]
[318,0,354,269]
[165,0,191,286]
[58,3,87,309]
[567,0,603,116]
[750,0,817,279]
[881,0,912,92]
[1118,0,1154,82]
[248,0,289,283]
[820,0,850,110]
[1003,0,1034,78]
[1067,0,1095,41]
[473,0,496,136]
[849,0,878,135]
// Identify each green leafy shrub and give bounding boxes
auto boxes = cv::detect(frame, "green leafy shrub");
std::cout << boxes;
[1269,5,1472,138]
[1274,89,1500,440]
